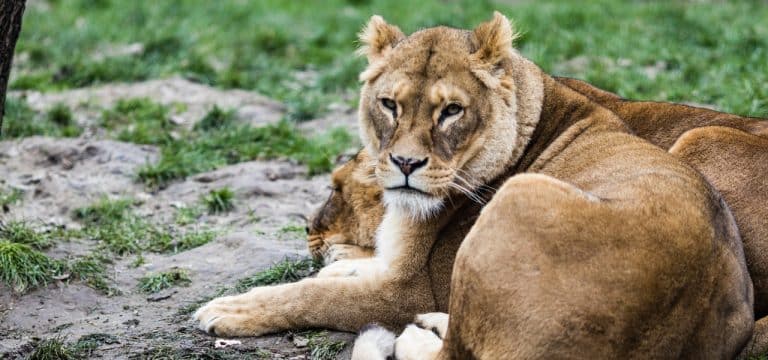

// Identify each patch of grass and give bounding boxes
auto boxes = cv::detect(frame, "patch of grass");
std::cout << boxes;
[0,241,58,293]
[0,187,24,211]
[279,224,305,235]
[138,268,191,294]
[70,333,120,358]
[0,221,53,250]
[202,187,235,214]
[26,338,78,360]
[46,103,75,127]
[194,105,236,131]
[0,98,82,139]
[174,204,203,225]
[12,1,768,119]
[305,331,347,360]
[62,254,119,296]
[73,197,212,255]
[101,98,173,145]
[74,197,133,225]
[138,121,353,187]
[0,220,118,294]
[130,345,269,360]
[235,257,319,293]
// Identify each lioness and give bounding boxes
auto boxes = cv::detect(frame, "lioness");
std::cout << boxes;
[194,13,753,358]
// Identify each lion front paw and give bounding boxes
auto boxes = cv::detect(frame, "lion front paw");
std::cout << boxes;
[324,244,375,264]
[192,293,270,337]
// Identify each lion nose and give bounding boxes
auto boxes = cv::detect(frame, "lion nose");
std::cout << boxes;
[389,153,428,176]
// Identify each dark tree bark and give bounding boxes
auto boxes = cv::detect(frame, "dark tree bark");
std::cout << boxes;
[0,0,27,137]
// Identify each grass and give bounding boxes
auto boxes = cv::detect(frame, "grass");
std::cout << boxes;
[0,221,118,294]
[23,334,120,360]
[0,221,53,250]
[0,98,82,139]
[101,98,173,145]
[26,338,78,360]
[303,330,347,360]
[0,241,59,293]
[194,105,235,131]
[279,224,305,235]
[73,196,215,255]
[10,0,768,120]
[174,204,203,225]
[235,257,320,293]
[202,187,235,214]
[137,119,353,187]
[137,268,191,294]
[0,187,24,211]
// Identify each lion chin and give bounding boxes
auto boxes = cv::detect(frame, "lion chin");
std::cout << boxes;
[382,189,444,220]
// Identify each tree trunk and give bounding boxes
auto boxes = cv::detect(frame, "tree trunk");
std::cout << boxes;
[0,0,27,137]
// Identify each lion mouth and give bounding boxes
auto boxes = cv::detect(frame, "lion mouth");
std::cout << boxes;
[386,185,431,196]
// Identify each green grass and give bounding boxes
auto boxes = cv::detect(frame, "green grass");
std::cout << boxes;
[0,98,82,139]
[173,204,203,226]
[101,98,173,145]
[138,268,191,294]
[0,219,119,294]
[202,187,235,214]
[0,221,53,250]
[0,241,59,293]
[194,105,235,131]
[73,197,215,255]
[302,330,347,360]
[235,257,320,293]
[23,334,120,360]
[0,187,24,210]
[62,254,119,296]
[11,0,768,119]
[137,120,353,187]
[26,338,78,360]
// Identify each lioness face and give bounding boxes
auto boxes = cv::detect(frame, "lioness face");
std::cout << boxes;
[307,150,383,260]
[357,13,522,218]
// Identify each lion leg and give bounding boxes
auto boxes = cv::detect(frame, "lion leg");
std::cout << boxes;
[193,272,434,337]
[436,173,753,359]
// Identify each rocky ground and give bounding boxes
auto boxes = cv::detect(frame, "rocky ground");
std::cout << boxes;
[0,78,359,359]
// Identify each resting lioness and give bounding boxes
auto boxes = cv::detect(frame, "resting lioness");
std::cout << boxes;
[194,13,752,358]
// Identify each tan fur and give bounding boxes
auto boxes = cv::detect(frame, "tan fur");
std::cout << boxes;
[307,151,380,264]
[194,13,753,358]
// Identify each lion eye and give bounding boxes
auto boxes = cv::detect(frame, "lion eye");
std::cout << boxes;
[442,103,463,117]
[381,98,397,115]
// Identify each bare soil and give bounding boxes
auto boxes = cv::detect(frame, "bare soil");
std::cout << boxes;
[0,79,359,359]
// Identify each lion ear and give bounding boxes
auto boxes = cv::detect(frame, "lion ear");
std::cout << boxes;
[471,11,518,66]
[357,15,405,63]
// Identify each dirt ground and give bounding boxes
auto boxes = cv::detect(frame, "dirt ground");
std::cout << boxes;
[0,79,359,359]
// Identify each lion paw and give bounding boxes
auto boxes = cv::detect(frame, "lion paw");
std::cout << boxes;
[192,293,269,337]
[324,244,375,264]
[395,324,443,360]
[414,312,449,339]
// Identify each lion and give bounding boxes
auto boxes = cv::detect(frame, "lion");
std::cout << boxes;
[194,13,753,358]
[306,150,380,265]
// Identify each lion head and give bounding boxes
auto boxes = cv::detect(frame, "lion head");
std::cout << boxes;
[356,12,542,219]
[307,150,384,261]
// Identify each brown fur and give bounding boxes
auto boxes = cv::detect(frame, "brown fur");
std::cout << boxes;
[194,13,754,358]
[307,150,379,264]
